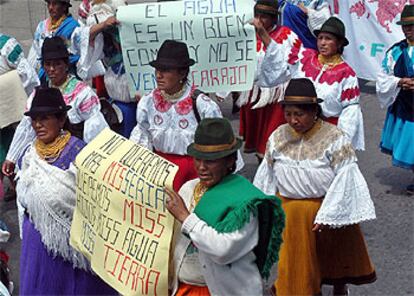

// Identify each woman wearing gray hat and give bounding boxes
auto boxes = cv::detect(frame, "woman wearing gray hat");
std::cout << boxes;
[376,4,414,194]
[254,78,376,295]
[254,16,365,152]
[165,118,284,296]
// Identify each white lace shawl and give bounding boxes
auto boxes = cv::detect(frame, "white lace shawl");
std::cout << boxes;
[16,146,89,270]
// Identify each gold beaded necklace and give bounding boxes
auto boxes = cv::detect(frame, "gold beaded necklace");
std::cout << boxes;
[191,182,209,210]
[318,54,343,68]
[160,84,187,102]
[35,131,71,163]
[48,15,67,32]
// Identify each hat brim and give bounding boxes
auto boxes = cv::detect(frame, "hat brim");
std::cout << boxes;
[45,0,72,7]
[397,20,414,25]
[187,138,243,160]
[280,98,323,105]
[314,29,349,47]
[149,58,195,69]
[42,53,69,61]
[25,106,71,117]
[254,8,278,16]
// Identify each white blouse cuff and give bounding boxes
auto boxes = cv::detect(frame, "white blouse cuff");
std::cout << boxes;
[315,163,376,226]
[83,111,108,143]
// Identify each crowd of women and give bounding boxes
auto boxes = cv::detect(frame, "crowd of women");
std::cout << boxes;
[0,0,413,295]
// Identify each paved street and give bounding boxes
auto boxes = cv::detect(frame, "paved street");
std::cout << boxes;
[1,0,413,295]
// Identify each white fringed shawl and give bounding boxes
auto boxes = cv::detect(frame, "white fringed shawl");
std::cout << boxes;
[16,146,89,270]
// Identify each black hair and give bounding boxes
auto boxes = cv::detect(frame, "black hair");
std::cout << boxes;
[282,103,323,118]
[226,152,238,174]
[0,258,10,291]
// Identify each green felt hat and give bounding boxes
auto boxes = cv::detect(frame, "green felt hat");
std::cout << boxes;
[397,5,414,26]
[187,118,242,160]
[314,16,349,47]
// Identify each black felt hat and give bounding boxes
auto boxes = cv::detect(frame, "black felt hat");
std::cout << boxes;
[149,40,195,69]
[397,4,414,25]
[25,87,71,117]
[255,0,278,16]
[41,36,69,61]
[281,78,323,105]
[44,0,72,7]
[187,118,242,160]
[314,16,349,47]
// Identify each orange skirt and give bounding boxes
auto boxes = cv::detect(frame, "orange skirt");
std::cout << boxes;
[175,282,210,296]
[276,196,376,296]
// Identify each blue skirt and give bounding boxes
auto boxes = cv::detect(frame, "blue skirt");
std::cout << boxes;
[20,216,118,295]
[380,112,414,170]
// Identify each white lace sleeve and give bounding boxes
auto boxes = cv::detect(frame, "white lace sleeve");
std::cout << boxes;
[129,96,152,150]
[306,2,330,33]
[70,26,105,80]
[337,104,365,151]
[16,57,40,95]
[253,140,278,196]
[5,116,35,163]
[376,70,400,109]
[315,136,376,226]
[256,40,292,88]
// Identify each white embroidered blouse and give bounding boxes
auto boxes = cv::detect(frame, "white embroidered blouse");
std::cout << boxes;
[6,76,108,162]
[130,85,222,155]
[253,120,375,226]
[257,41,365,150]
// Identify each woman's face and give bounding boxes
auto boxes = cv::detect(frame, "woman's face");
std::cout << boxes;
[46,0,67,20]
[44,59,68,86]
[284,105,317,134]
[31,114,66,144]
[317,32,342,57]
[194,156,234,188]
[255,12,275,31]
[402,24,414,43]
[155,68,186,94]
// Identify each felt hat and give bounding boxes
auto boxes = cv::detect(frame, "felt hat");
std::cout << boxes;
[281,78,323,105]
[149,40,195,69]
[187,118,242,160]
[41,36,69,61]
[254,0,278,16]
[314,16,349,47]
[45,0,72,7]
[25,87,71,117]
[397,4,414,26]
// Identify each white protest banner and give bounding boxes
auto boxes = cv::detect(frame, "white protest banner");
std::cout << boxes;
[70,128,178,296]
[117,0,256,96]
[328,0,410,81]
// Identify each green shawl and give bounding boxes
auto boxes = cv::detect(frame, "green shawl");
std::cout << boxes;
[193,174,285,279]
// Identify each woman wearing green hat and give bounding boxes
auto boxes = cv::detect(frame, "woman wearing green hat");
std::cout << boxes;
[253,16,365,151]
[165,118,285,296]
[376,4,414,194]
[254,78,376,296]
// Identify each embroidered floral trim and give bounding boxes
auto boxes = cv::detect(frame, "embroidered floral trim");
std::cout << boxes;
[288,39,302,65]
[153,86,196,115]
[272,121,343,161]
[341,87,360,102]
[299,49,356,85]
[330,143,356,169]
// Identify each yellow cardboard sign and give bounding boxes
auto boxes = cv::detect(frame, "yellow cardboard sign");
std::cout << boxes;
[70,128,178,296]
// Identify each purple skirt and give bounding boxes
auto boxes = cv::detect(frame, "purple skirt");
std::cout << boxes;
[20,215,118,295]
